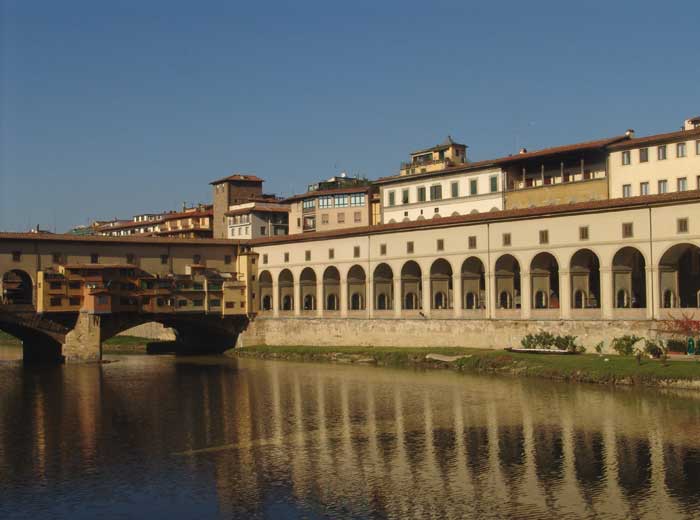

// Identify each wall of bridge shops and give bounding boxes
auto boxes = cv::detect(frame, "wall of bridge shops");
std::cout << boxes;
[247,198,700,348]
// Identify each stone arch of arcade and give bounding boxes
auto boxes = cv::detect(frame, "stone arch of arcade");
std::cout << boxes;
[430,258,453,311]
[1,269,34,306]
[300,267,317,312]
[373,263,394,311]
[258,270,273,311]
[494,254,521,311]
[570,249,601,310]
[461,257,485,311]
[322,266,340,311]
[658,243,700,309]
[400,261,422,311]
[347,265,366,311]
[530,252,560,311]
[612,247,647,310]
[278,269,294,312]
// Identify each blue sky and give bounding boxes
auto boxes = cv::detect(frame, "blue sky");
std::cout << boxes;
[1,0,698,232]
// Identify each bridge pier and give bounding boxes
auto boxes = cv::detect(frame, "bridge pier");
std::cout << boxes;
[22,330,63,364]
[63,312,103,363]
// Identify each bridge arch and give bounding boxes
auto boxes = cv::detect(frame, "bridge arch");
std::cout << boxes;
[658,243,700,308]
[612,247,646,309]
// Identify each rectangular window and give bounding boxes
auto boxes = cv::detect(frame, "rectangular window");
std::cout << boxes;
[12,251,21,262]
[468,236,477,249]
[640,182,649,196]
[302,199,315,210]
[296,218,301,227]
[334,194,348,207]
[178,300,188,308]
[97,295,108,305]
[52,252,62,264]
[193,299,204,307]
[677,142,687,158]
[69,296,81,306]
[321,214,329,225]
[161,254,169,265]
[380,244,387,255]
[539,230,549,245]
[354,211,362,223]
[68,281,81,290]
[658,145,667,160]
[193,254,201,265]
[224,255,232,265]
[621,150,631,165]
[639,148,649,162]
[579,226,589,240]
[388,191,396,206]
[328,248,334,260]
[126,253,135,264]
[437,239,444,251]
[90,253,99,264]
[407,241,414,254]
[677,218,689,234]
[470,179,478,196]
[696,140,700,155]
[305,250,311,261]
[490,175,499,193]
[337,212,345,223]
[353,246,360,258]
[417,187,426,202]
[350,193,365,207]
[210,299,221,307]
[502,233,511,246]
[658,179,668,194]
[318,195,333,209]
[260,226,266,236]
[678,177,688,192]
[262,254,268,264]
[49,281,62,290]
[50,297,62,307]
[402,189,409,204]
[451,182,459,198]
[622,222,634,238]
[225,302,234,309]
[284,252,290,263]
[430,185,442,201]
[622,184,632,198]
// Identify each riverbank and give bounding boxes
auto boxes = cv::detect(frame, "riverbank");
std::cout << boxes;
[102,335,150,354]
[235,345,700,389]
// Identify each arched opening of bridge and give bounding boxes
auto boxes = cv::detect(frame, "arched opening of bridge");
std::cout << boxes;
[531,252,559,309]
[612,247,646,308]
[570,249,600,309]
[278,269,294,311]
[430,259,452,310]
[658,243,700,308]
[258,271,273,311]
[323,266,340,311]
[300,267,317,312]
[461,257,485,310]
[1,270,33,306]
[347,265,366,311]
[373,263,393,310]
[401,261,422,310]
[495,255,520,309]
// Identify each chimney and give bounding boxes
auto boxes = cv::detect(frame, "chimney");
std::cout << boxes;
[625,129,635,138]
[519,147,528,154]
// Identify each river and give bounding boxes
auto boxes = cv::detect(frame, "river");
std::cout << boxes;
[0,345,699,519]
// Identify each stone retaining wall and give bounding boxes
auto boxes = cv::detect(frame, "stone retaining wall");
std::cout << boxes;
[118,322,177,341]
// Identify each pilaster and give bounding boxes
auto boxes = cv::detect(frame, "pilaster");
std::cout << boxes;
[559,269,571,319]
[521,270,531,319]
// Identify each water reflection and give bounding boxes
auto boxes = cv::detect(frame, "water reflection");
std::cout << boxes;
[0,355,699,519]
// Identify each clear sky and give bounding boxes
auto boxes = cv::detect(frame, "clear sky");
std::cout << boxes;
[1,0,698,232]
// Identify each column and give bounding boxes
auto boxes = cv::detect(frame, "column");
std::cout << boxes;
[648,265,658,320]
[294,280,301,316]
[452,272,462,318]
[367,277,374,319]
[559,269,571,319]
[272,279,279,318]
[393,277,402,318]
[488,271,497,319]
[340,276,348,318]
[316,282,324,318]
[520,270,531,319]
[600,267,613,320]
[421,275,431,317]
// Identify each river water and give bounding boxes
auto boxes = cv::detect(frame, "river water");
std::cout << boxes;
[0,345,699,519]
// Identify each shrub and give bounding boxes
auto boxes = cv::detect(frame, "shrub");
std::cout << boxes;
[611,335,642,356]
[667,339,687,353]
[594,341,604,354]
[643,340,664,359]
[521,331,584,353]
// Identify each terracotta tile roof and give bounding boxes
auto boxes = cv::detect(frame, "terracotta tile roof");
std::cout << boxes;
[411,136,467,156]
[0,232,243,246]
[282,185,372,203]
[64,263,138,270]
[159,208,212,222]
[225,204,290,216]
[606,127,700,150]
[209,173,264,185]
[250,190,700,246]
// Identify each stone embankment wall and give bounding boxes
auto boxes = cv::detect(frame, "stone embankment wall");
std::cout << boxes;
[118,322,176,341]
[239,317,656,352]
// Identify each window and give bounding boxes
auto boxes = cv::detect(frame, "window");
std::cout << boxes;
[337,212,345,223]
[658,179,668,194]
[677,142,687,158]
[69,296,81,306]
[468,236,477,249]
[335,194,348,207]
[12,251,21,262]
[696,140,700,155]
[470,179,478,196]
[437,239,444,251]
[97,295,108,305]
[353,246,360,258]
[260,226,266,236]
[156,298,165,307]
[451,182,459,198]
[678,177,688,192]
[621,150,631,165]
[402,189,409,204]
[193,299,204,307]
[677,218,689,234]
[50,297,62,307]
[297,218,301,227]
[193,254,201,265]
[380,244,387,255]
[90,253,99,264]
[350,193,365,206]
[302,199,315,210]
[224,255,232,265]
[225,302,234,309]
[126,253,135,264]
[321,214,329,225]
[640,182,649,196]
[178,300,188,308]
[49,281,62,290]
[407,241,414,254]
[305,250,311,261]
[579,226,589,240]
[328,248,334,260]
[417,187,426,202]
[388,191,396,206]
[52,252,62,264]
[490,175,499,193]
[160,254,169,265]
[434,207,439,214]
[639,148,649,162]
[539,230,549,244]
[262,254,268,264]
[284,252,290,263]
[319,195,333,209]
[502,233,511,246]
[68,281,81,290]
[210,299,221,307]
[622,222,634,238]
[430,185,442,200]
[622,184,632,198]
[658,145,667,160]
[354,211,362,223]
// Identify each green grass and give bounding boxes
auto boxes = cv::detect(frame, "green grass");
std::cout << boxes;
[103,335,151,346]
[0,330,21,345]
[237,345,700,386]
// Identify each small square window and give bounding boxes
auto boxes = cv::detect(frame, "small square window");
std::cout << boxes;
[437,239,444,251]
[224,255,232,264]
[262,254,268,264]
[305,250,311,261]
[677,218,689,234]
[468,236,477,249]
[434,207,439,213]
[622,184,632,198]
[622,222,634,238]
[639,148,649,162]
[284,252,290,263]
[502,233,511,247]
[328,248,334,260]
[11,251,21,262]
[321,213,329,225]
[353,246,360,258]
[126,253,135,264]
[579,226,589,241]
[539,230,549,244]
[338,212,345,223]
[380,244,387,255]
[354,211,362,223]
[160,254,169,265]
[90,253,99,264]
[407,241,414,254]
[52,252,62,264]
[621,150,631,165]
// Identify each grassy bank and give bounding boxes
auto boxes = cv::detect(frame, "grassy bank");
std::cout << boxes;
[102,335,151,353]
[235,345,700,389]
[0,331,21,346]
